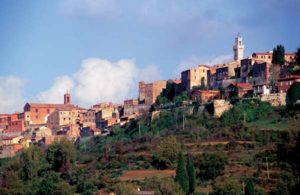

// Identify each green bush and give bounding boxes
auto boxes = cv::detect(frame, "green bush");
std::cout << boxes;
[195,152,228,180]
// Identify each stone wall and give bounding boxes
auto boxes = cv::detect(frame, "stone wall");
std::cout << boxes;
[213,99,233,118]
[260,93,286,107]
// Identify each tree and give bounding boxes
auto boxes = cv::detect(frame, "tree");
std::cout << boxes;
[195,152,227,180]
[232,84,239,99]
[28,171,76,195]
[211,177,241,195]
[143,177,184,195]
[271,180,289,195]
[19,145,45,180]
[187,156,196,194]
[46,138,76,172]
[295,47,300,65]
[287,82,300,106]
[200,77,207,90]
[272,45,285,66]
[219,87,226,99]
[245,179,255,195]
[0,171,25,195]
[164,81,176,101]
[175,152,189,193]
[114,182,137,195]
[153,136,181,169]
[52,181,76,195]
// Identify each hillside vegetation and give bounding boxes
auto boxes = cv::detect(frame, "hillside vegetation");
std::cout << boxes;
[0,99,300,195]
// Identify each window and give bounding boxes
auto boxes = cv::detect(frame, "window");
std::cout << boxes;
[47,109,50,113]
[35,108,38,113]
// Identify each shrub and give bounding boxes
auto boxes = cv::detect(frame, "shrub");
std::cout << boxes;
[195,152,228,180]
[152,136,181,169]
[211,177,241,195]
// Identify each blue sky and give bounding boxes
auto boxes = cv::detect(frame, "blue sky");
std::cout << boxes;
[0,0,300,112]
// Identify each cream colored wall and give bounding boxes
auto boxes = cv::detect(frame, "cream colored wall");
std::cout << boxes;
[189,66,209,88]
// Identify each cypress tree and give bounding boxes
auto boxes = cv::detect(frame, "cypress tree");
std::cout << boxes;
[245,179,255,195]
[272,47,278,64]
[175,152,189,193]
[272,45,285,66]
[187,156,196,195]
[296,47,300,65]
[233,84,239,99]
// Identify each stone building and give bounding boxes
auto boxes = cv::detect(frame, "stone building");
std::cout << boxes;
[47,106,85,139]
[139,80,167,105]
[192,90,220,103]
[81,109,96,128]
[138,81,146,103]
[252,52,295,64]
[23,93,83,125]
[181,65,210,92]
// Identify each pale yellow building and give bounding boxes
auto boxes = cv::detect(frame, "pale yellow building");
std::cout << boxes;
[47,108,83,131]
[252,52,295,64]
[181,65,210,91]
[1,136,23,146]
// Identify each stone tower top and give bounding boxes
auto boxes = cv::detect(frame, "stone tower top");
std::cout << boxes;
[64,92,71,104]
[233,33,245,61]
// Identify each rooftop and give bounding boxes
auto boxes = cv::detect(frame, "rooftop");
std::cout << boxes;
[278,75,300,81]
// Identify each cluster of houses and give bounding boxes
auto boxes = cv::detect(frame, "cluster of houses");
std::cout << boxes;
[0,81,169,158]
[181,35,297,104]
[1,34,299,158]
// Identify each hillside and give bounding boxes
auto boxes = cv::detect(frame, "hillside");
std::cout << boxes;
[0,99,300,195]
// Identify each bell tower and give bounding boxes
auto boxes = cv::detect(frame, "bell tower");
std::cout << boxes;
[64,92,71,104]
[233,33,244,61]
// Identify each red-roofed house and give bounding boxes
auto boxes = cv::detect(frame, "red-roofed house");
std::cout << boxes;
[278,75,300,93]
[24,93,85,125]
[226,83,253,98]
[192,90,220,103]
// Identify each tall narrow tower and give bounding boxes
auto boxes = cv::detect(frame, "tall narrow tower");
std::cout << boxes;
[64,92,71,104]
[233,33,245,61]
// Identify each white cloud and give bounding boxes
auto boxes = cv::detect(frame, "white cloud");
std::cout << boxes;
[204,54,233,65]
[138,64,161,83]
[0,76,25,113]
[36,76,75,104]
[61,0,118,18]
[36,58,161,108]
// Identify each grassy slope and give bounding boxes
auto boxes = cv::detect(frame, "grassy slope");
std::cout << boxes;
[75,104,295,194]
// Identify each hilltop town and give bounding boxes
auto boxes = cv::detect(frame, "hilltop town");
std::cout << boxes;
[0,34,299,158]
[0,34,300,194]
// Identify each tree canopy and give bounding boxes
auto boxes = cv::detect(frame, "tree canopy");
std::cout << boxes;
[175,152,189,193]
[153,135,182,169]
[272,45,285,66]
[46,138,76,172]
[287,82,300,106]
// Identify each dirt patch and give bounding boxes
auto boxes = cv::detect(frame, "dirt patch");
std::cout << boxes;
[119,169,175,181]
